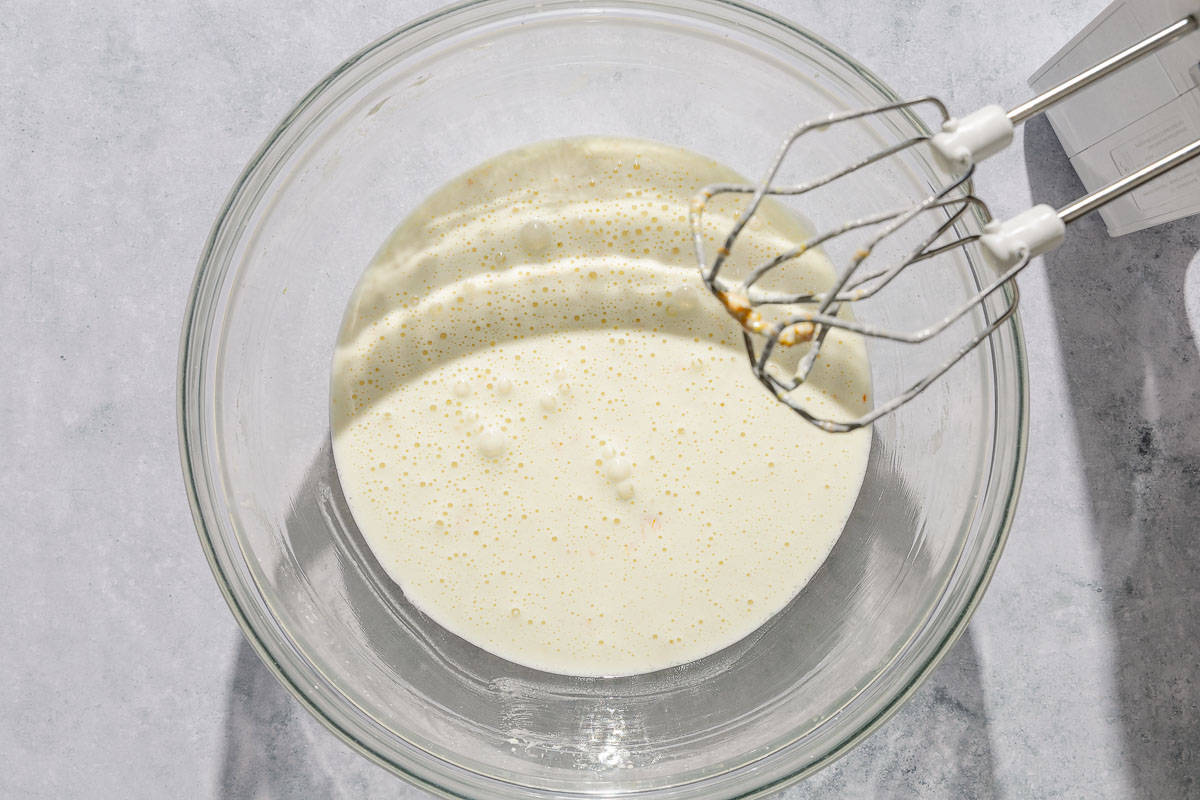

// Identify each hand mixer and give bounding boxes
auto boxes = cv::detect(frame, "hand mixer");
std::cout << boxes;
[691,13,1200,433]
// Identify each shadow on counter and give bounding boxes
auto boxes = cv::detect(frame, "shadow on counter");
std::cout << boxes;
[787,629,996,799]
[1024,115,1200,797]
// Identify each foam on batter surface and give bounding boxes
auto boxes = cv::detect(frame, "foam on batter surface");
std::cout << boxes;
[331,137,871,676]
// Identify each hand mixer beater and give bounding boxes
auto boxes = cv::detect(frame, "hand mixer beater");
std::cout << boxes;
[691,13,1200,432]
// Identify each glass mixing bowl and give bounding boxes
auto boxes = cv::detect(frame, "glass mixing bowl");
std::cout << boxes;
[178,0,1028,796]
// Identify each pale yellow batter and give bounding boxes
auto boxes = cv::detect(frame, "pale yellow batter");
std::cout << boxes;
[331,137,871,676]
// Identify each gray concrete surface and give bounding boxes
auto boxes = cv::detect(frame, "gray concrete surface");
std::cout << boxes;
[2,0,1197,797]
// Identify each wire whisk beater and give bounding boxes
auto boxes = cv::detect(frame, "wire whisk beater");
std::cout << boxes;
[691,14,1200,432]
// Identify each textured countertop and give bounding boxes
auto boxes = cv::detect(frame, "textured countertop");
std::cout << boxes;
[3,1,1198,797]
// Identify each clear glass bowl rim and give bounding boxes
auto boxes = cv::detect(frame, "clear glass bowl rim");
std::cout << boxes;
[177,0,1030,796]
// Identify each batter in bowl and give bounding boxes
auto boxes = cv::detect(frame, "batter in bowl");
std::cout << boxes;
[331,137,871,676]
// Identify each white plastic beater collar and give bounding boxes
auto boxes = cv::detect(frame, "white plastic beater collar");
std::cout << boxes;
[930,106,1067,266]
[979,204,1066,268]
[930,104,1015,170]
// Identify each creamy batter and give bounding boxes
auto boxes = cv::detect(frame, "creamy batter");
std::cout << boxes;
[331,137,871,676]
